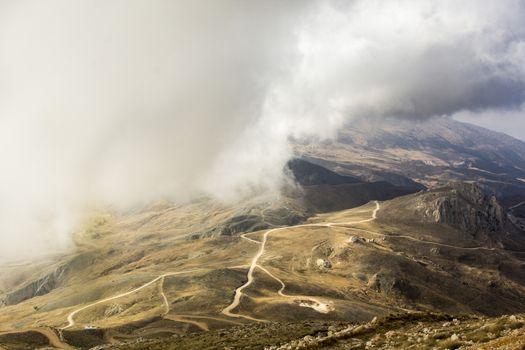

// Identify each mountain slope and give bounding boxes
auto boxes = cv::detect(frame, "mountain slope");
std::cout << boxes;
[1,119,525,350]
[1,187,524,349]
[293,117,525,208]
[285,158,423,213]
[94,313,525,350]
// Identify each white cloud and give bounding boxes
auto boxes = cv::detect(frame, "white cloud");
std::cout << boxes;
[0,0,524,262]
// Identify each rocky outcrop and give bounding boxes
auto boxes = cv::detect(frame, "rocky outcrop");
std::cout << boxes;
[419,182,506,234]
[368,273,420,301]
[105,303,124,317]
[0,264,68,306]
[0,253,93,307]
[263,314,525,350]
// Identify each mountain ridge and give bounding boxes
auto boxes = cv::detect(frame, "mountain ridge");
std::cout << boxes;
[294,117,525,207]
[1,118,525,350]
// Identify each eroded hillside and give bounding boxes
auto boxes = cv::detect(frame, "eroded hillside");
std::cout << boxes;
[0,179,524,349]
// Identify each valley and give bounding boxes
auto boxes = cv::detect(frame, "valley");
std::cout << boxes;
[1,119,525,350]
[1,185,524,349]
[3,1,525,348]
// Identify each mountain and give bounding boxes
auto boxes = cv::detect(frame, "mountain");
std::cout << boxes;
[286,158,362,186]
[379,182,525,249]
[1,185,523,349]
[1,118,525,350]
[293,117,525,208]
[285,158,423,213]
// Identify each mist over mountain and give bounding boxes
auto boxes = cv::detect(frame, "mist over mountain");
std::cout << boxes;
[1,2,525,350]
[1,0,525,262]
[295,117,525,204]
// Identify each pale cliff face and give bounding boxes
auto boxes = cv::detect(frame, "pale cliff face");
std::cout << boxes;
[421,183,506,235]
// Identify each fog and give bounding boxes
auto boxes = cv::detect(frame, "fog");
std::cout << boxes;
[0,0,524,262]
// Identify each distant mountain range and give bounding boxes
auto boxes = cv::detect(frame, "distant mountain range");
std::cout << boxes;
[293,116,525,208]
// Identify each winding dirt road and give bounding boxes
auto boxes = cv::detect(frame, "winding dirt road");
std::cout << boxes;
[223,200,506,321]
[222,201,380,321]
[58,198,507,331]
[0,327,75,350]
[9,196,512,343]
[221,226,274,322]
[62,264,246,333]
[62,269,199,330]
[158,274,210,331]
[255,265,331,313]
[240,233,261,244]
[164,315,209,331]
[348,227,498,252]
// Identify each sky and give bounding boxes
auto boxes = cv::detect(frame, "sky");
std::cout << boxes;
[453,109,525,140]
[0,0,524,262]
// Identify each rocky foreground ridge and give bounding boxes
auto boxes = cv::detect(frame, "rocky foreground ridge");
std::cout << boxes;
[85,312,525,350]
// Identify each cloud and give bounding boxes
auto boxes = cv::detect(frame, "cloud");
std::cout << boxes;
[0,0,524,262]
[269,0,525,121]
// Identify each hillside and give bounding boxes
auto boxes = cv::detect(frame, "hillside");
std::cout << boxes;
[0,183,524,349]
[76,313,525,350]
[1,121,525,349]
[2,2,525,349]
[294,117,525,208]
